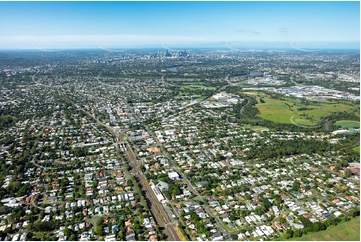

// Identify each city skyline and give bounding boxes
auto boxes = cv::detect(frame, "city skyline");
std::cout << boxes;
[0,1,360,50]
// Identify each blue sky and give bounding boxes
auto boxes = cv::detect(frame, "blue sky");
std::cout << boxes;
[0,1,359,49]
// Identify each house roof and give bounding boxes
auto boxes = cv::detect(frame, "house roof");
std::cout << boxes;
[147,147,161,153]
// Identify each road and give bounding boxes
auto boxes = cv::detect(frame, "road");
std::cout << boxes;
[72,74,234,239]
[64,95,180,241]
[31,71,39,84]
[325,121,329,131]
[290,76,299,86]
[30,160,54,170]
[240,99,250,115]
[32,70,54,87]
[341,139,360,150]
[139,120,233,239]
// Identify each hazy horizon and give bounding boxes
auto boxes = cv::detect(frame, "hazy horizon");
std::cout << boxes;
[0,1,359,51]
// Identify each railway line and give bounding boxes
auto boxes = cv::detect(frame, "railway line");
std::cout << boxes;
[121,139,180,241]
[65,96,180,241]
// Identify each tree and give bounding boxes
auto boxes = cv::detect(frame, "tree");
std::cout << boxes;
[33,221,56,231]
[284,229,293,239]
[351,208,360,217]
[2,226,11,234]
[312,222,320,232]
[127,179,134,187]
[344,169,352,178]
[254,207,264,216]
[0,205,9,215]
[279,216,286,224]
[172,186,181,196]
[293,230,302,238]
[273,194,283,206]
[231,234,238,240]
[319,222,326,230]
[63,228,72,238]
[69,234,76,241]
[26,223,33,231]
[117,231,124,240]
[96,226,103,236]
[292,180,301,191]
[262,198,271,210]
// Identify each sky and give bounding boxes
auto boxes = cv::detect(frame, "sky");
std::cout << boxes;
[0,1,359,50]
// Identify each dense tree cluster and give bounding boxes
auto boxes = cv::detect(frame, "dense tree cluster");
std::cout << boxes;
[0,115,16,131]
[246,138,335,159]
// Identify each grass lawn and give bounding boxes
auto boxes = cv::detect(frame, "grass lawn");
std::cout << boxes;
[251,126,269,132]
[334,120,360,129]
[290,217,360,241]
[223,222,238,233]
[33,232,48,240]
[175,226,188,241]
[352,146,360,154]
[243,91,359,126]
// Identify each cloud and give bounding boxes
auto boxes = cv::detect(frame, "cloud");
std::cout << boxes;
[279,28,289,33]
[0,34,211,49]
[236,29,261,35]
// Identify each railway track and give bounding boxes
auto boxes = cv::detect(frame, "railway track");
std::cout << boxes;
[124,145,180,241]
[135,173,180,241]
[108,132,180,241]
[65,96,180,241]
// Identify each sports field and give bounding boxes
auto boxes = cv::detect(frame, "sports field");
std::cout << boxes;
[244,92,359,126]
[334,120,360,129]
[290,217,360,241]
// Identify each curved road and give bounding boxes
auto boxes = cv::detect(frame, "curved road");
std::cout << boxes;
[240,99,250,115]
[341,139,360,150]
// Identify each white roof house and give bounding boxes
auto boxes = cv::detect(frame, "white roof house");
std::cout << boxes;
[168,171,180,180]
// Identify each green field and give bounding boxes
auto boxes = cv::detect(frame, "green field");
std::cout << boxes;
[352,146,360,154]
[289,217,360,241]
[334,120,360,129]
[244,92,359,126]
[251,126,269,132]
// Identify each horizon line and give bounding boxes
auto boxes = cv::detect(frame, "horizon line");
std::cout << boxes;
[1,46,360,51]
